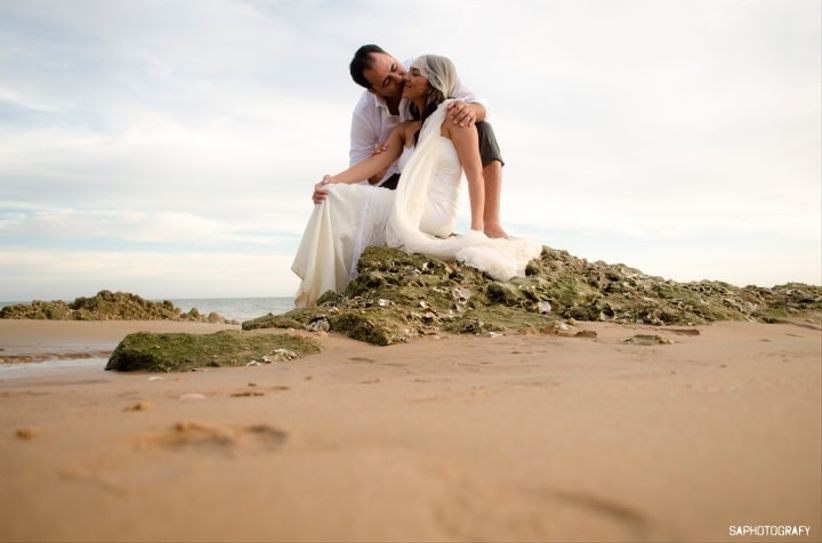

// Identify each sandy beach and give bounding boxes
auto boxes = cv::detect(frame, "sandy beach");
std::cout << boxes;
[0,319,819,542]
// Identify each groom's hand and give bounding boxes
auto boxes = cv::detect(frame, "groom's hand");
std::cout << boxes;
[447,100,476,128]
[312,176,333,205]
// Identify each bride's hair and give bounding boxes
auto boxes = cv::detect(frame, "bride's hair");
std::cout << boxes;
[408,54,458,142]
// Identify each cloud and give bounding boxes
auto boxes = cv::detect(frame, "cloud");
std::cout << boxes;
[0,204,304,247]
[0,0,819,300]
[0,248,299,300]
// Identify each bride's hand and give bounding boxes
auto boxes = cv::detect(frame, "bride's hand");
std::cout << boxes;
[312,175,334,205]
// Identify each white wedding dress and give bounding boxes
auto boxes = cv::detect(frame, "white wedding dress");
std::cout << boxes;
[292,100,541,307]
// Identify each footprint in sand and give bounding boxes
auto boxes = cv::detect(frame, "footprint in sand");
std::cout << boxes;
[230,391,266,397]
[623,334,674,346]
[229,384,290,397]
[135,421,287,456]
[667,328,701,336]
[549,489,649,531]
[426,464,658,541]
[269,385,290,392]
[349,356,376,363]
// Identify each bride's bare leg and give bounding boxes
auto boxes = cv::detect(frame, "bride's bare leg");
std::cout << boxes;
[482,160,509,238]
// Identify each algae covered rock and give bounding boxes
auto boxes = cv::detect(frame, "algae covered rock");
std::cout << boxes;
[1,290,234,323]
[243,246,555,345]
[105,330,321,372]
[242,245,821,346]
[0,300,73,320]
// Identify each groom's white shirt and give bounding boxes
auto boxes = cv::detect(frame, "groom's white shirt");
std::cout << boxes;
[349,58,489,185]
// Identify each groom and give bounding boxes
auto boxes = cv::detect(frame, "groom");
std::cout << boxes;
[346,44,509,239]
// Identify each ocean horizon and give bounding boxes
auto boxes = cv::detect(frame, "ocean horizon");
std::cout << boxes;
[0,297,295,324]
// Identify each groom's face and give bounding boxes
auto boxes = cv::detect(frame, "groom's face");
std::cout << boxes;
[362,52,407,100]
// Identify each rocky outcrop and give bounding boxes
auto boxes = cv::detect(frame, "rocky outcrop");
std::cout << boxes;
[105,330,321,372]
[0,290,235,324]
[243,246,822,345]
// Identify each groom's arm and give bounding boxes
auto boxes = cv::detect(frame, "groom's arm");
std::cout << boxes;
[350,112,377,166]
[448,101,486,127]
[448,78,489,127]
[349,105,386,185]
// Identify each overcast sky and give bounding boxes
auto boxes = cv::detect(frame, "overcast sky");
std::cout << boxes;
[0,0,819,301]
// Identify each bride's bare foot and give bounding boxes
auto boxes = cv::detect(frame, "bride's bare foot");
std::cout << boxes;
[484,224,509,239]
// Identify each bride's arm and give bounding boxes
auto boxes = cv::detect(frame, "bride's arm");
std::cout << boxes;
[311,124,408,204]
[330,125,407,184]
[446,124,485,232]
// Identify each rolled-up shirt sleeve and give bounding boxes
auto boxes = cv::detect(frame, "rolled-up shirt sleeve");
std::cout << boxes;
[349,110,376,169]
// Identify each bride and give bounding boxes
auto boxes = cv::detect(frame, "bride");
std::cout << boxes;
[292,54,541,307]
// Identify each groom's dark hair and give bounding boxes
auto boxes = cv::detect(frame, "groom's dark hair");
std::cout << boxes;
[349,44,387,89]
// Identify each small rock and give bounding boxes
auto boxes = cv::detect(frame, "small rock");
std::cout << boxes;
[487,282,523,306]
[269,348,298,362]
[574,330,598,338]
[206,312,225,324]
[623,334,673,345]
[147,376,164,381]
[451,287,472,303]
[15,427,39,440]
[124,400,153,412]
[179,393,207,401]
[537,301,552,314]
[542,321,570,335]
[598,309,615,321]
[401,270,421,284]
[306,318,330,332]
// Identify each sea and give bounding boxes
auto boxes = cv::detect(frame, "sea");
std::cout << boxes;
[162,297,295,322]
[0,297,295,324]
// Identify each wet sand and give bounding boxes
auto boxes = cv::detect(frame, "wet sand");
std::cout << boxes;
[0,319,819,542]
[0,320,240,363]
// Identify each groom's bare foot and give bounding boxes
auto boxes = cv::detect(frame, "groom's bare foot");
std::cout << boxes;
[484,224,509,238]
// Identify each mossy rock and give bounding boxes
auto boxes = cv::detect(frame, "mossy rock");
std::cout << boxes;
[105,330,321,372]
[1,290,233,323]
[0,300,73,320]
[240,246,822,346]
